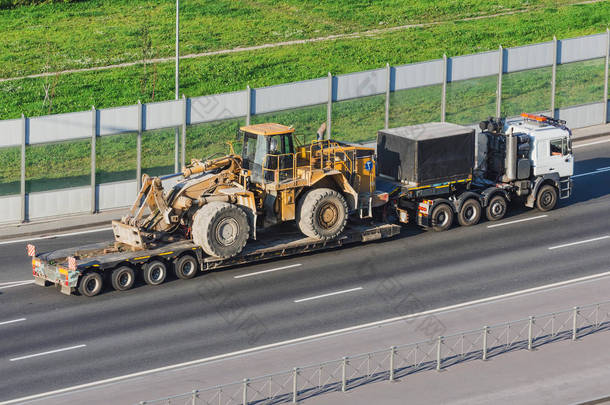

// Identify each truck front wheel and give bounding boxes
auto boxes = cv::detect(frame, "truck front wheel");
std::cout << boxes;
[536,185,558,212]
[431,203,453,232]
[78,272,103,297]
[297,188,348,240]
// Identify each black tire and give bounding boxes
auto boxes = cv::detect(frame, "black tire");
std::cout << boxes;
[485,195,507,221]
[174,255,198,280]
[430,203,454,232]
[143,260,167,286]
[296,188,348,240]
[457,198,482,227]
[192,202,250,258]
[78,272,103,297]
[111,266,135,291]
[536,184,558,212]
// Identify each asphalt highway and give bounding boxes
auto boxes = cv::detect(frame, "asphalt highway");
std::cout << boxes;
[0,138,609,402]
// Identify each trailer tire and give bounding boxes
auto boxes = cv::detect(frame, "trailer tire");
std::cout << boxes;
[431,203,453,232]
[143,260,167,286]
[174,255,198,280]
[536,184,558,212]
[458,199,481,227]
[297,188,348,240]
[78,272,103,297]
[192,202,250,258]
[485,195,507,221]
[111,266,135,291]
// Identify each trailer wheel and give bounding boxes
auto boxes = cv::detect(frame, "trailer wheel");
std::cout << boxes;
[431,203,453,232]
[458,199,481,227]
[174,255,198,280]
[297,188,348,240]
[536,184,558,212]
[78,272,103,297]
[111,266,135,291]
[143,260,167,286]
[485,195,507,221]
[192,202,250,258]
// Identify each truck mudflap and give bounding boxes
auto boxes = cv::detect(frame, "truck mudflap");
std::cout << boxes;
[32,257,79,295]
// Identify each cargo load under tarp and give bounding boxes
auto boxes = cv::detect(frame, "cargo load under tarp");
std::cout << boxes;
[377,122,475,186]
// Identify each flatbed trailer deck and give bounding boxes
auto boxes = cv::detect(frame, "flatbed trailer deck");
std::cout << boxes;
[31,221,400,296]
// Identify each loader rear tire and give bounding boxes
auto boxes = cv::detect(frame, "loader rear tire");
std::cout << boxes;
[192,202,250,258]
[296,188,348,240]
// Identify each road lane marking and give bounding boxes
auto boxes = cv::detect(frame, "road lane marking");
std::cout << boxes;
[0,280,32,286]
[10,344,86,362]
[0,227,112,246]
[294,287,363,303]
[0,281,34,290]
[573,139,610,149]
[234,263,302,279]
[6,269,610,405]
[572,168,610,178]
[548,235,610,250]
[0,318,26,327]
[487,215,548,228]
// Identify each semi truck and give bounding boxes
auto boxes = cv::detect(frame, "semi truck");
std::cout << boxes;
[29,113,573,296]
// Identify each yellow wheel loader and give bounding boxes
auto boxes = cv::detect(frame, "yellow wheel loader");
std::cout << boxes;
[113,123,381,258]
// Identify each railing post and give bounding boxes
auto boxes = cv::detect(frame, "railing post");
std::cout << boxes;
[246,85,251,126]
[441,54,447,122]
[181,94,187,169]
[436,336,443,371]
[191,389,198,405]
[385,62,390,129]
[20,113,26,223]
[90,105,97,214]
[137,100,142,191]
[389,346,396,382]
[602,28,610,124]
[341,356,347,392]
[572,306,579,341]
[482,326,488,360]
[327,72,332,139]
[243,378,249,405]
[527,316,534,350]
[551,36,557,117]
[496,45,503,118]
[292,367,298,403]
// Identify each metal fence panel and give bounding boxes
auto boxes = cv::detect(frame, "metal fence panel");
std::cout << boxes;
[557,102,605,129]
[394,60,444,91]
[559,33,608,64]
[190,90,247,124]
[0,194,20,224]
[98,105,139,136]
[28,186,90,220]
[505,42,554,73]
[144,99,183,130]
[29,111,92,145]
[253,78,327,114]
[97,180,137,211]
[335,68,386,101]
[449,50,499,82]
[0,118,21,148]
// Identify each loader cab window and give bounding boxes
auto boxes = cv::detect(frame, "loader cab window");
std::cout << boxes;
[265,133,295,183]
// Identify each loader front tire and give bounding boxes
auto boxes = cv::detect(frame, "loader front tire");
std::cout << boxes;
[192,202,250,258]
[297,188,348,240]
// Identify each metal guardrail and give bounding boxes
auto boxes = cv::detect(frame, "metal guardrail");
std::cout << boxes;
[138,300,610,405]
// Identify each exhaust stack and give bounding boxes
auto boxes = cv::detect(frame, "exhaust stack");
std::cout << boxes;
[502,128,517,182]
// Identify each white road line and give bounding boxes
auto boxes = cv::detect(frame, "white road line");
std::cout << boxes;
[572,168,610,178]
[294,287,363,303]
[6,269,610,405]
[234,263,302,279]
[0,280,32,286]
[573,138,610,148]
[0,281,34,290]
[0,227,112,246]
[487,214,548,228]
[548,235,610,250]
[9,344,86,362]
[0,318,26,327]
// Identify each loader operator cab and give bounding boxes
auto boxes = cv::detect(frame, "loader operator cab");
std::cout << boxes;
[240,123,295,184]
